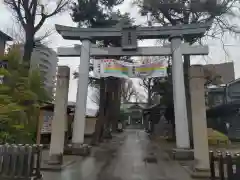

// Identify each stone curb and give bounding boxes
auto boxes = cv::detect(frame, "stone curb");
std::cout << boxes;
[182,166,211,179]
[64,144,92,156]
[41,160,76,172]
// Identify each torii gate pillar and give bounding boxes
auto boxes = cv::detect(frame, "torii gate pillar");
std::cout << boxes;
[170,35,190,148]
[72,39,91,145]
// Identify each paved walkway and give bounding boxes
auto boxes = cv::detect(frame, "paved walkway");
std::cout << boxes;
[42,129,193,180]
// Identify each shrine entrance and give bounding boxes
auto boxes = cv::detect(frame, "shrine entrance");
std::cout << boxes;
[54,22,210,154]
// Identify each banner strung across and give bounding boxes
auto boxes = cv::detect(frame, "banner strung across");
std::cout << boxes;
[93,59,167,78]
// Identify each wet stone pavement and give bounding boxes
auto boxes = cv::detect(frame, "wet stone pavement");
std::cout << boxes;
[42,129,193,180]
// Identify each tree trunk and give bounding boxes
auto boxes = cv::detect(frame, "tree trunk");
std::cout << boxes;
[147,79,152,106]
[102,78,113,139]
[22,31,34,71]
[115,88,121,127]
[111,78,120,132]
[146,79,152,132]
[91,78,106,145]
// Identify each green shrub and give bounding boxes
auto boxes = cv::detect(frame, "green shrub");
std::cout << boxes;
[0,47,52,143]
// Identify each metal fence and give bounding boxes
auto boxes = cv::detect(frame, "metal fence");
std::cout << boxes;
[210,151,240,180]
[0,144,43,180]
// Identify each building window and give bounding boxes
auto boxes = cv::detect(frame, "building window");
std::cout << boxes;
[40,51,50,57]
[40,69,48,75]
[207,93,224,107]
[40,58,51,65]
[39,63,49,70]
[214,95,223,105]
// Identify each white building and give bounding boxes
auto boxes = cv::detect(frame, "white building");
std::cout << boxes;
[18,43,58,96]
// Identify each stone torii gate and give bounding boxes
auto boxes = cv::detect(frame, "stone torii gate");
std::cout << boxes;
[55,22,211,150]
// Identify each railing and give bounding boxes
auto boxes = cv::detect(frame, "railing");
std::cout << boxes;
[0,144,43,180]
[210,151,240,180]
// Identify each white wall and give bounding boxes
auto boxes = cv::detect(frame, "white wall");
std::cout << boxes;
[84,117,97,135]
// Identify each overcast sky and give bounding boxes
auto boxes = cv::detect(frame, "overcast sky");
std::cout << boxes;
[1,1,240,110]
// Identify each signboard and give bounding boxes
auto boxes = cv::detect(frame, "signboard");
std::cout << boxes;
[121,26,137,50]
[41,111,53,134]
[40,110,68,134]
[134,62,167,78]
[93,59,130,78]
[93,59,167,79]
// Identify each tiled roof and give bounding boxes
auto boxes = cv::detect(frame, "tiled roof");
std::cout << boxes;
[0,31,12,41]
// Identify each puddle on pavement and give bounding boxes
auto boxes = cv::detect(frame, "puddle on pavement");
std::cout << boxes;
[160,156,170,161]
[143,156,158,163]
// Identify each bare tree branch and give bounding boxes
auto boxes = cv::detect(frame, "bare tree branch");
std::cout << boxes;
[89,88,100,105]
[120,79,137,102]
[34,0,70,33]
[4,21,25,44]
[4,0,27,29]
[4,0,70,66]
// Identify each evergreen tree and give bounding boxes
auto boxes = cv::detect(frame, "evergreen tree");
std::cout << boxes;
[0,47,52,143]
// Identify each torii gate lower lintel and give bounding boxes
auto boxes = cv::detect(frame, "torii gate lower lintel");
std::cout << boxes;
[57,44,209,57]
[55,23,210,150]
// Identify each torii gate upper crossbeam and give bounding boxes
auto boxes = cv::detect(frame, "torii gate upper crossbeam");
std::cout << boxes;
[55,22,211,41]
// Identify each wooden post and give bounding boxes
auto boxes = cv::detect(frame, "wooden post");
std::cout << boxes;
[36,109,43,145]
